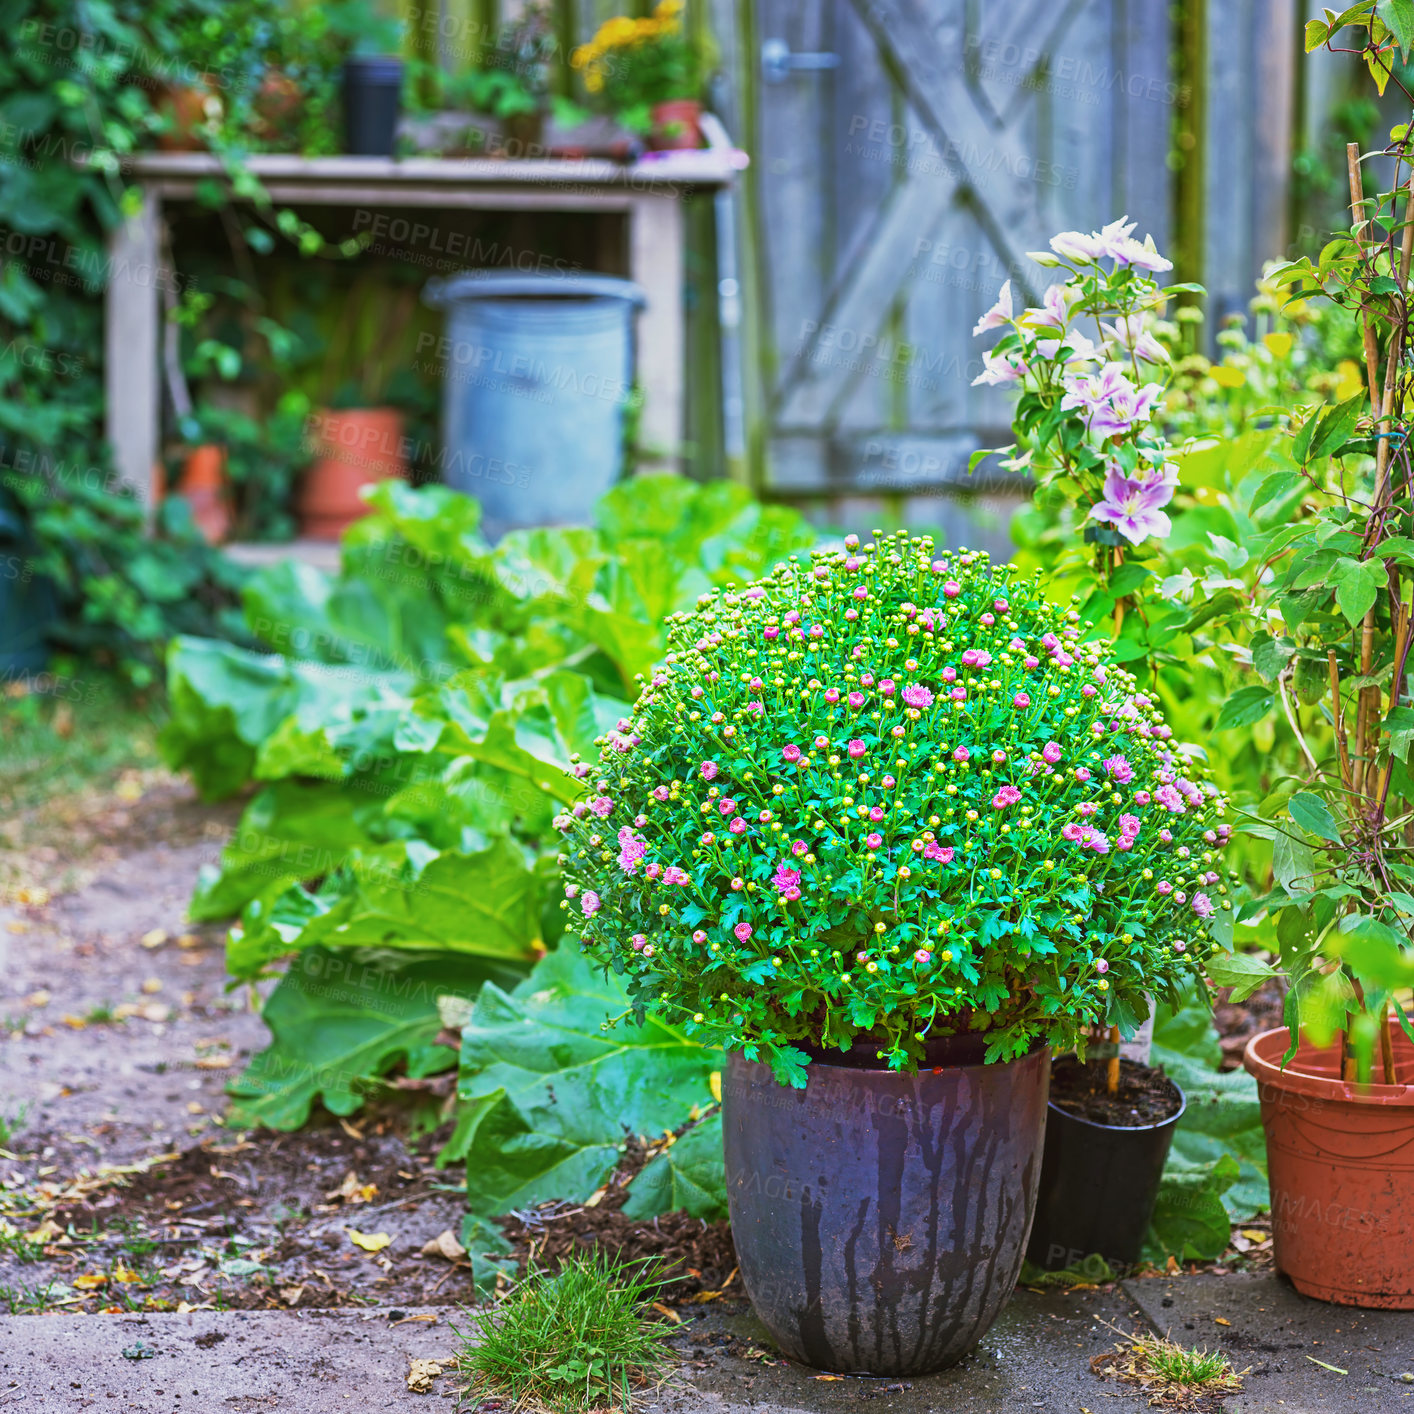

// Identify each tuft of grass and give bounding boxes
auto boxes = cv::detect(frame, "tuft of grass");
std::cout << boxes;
[1093,1321,1244,1403]
[453,1255,679,1413]
[0,1101,27,1148]
[1143,1338,1237,1386]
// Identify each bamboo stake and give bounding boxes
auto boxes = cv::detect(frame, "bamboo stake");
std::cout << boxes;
[1330,649,1353,792]
[1106,1024,1120,1095]
[1380,1001,1397,1084]
[1348,144,1383,423]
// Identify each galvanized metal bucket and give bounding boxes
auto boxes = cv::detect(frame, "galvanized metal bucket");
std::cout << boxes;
[423,272,645,540]
[722,1039,1050,1374]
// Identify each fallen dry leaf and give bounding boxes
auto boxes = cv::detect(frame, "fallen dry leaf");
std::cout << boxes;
[1215,1317,1231,1326]
[709,1071,722,1103]
[111,1265,143,1284]
[280,1285,305,1307]
[814,1374,844,1381]
[176,933,201,949]
[194,1056,232,1070]
[140,929,169,950]
[23,990,49,1008]
[139,1002,169,1022]
[420,1229,468,1263]
[24,1219,63,1244]
[406,1358,444,1394]
[1239,1228,1268,1243]
[6,920,30,935]
[349,1229,392,1253]
[72,1273,107,1290]
[141,978,163,995]
[650,1301,682,1325]
[60,1015,88,1030]
[326,1170,377,1204]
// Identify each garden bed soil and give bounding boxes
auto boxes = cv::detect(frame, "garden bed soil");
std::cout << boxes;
[1050,1057,1183,1127]
[498,1205,738,1303]
[1213,978,1286,1070]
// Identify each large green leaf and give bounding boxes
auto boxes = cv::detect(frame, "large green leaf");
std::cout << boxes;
[227,947,526,1129]
[161,636,413,800]
[191,781,379,922]
[455,948,722,1216]
[1153,1004,1269,1219]
[225,838,546,976]
[1145,1153,1240,1262]
[621,1112,727,1221]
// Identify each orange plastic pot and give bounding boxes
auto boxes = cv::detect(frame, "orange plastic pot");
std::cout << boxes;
[649,99,703,151]
[297,408,407,540]
[175,444,231,544]
[1244,1022,1414,1308]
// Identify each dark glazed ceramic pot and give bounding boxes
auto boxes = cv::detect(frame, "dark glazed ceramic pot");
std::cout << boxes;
[722,1036,1050,1374]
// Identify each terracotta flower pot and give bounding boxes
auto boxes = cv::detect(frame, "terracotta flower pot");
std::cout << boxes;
[251,70,302,145]
[154,81,220,151]
[176,444,232,544]
[1244,1022,1414,1308]
[297,407,407,541]
[648,98,703,151]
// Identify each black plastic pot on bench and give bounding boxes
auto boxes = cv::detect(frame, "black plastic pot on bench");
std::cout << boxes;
[1025,1059,1185,1272]
[343,55,404,156]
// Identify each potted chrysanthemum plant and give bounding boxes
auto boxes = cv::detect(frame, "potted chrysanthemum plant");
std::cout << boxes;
[555,534,1231,1374]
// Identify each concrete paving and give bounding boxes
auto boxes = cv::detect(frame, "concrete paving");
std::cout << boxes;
[6,1272,1409,1413]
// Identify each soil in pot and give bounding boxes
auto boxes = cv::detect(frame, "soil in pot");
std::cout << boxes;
[723,1038,1050,1376]
[1026,1057,1184,1273]
[1245,1021,1414,1309]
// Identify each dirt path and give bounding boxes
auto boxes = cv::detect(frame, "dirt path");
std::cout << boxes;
[4,781,1410,1413]
[0,782,475,1321]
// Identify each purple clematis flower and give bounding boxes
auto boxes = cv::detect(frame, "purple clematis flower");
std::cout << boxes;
[972,280,1013,335]
[1089,466,1175,546]
[1061,363,1163,439]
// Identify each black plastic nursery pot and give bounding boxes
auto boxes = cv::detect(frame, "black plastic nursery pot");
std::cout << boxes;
[1025,1059,1185,1273]
[722,1035,1050,1375]
[343,56,403,157]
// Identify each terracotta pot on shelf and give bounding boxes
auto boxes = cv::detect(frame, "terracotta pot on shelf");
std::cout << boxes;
[1244,1021,1414,1309]
[251,70,302,146]
[297,407,407,541]
[175,444,232,544]
[154,80,220,151]
[648,98,703,151]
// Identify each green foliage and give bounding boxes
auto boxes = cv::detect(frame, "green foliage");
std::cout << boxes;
[163,479,810,1136]
[450,948,721,1217]
[561,536,1233,1082]
[227,946,525,1129]
[572,2,706,132]
[452,1254,678,1414]
[1145,995,1269,1257]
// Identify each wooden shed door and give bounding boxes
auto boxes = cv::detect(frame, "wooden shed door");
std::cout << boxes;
[734,0,1173,522]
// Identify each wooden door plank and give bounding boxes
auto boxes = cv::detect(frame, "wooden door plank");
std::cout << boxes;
[849,0,1056,295]
[775,168,962,428]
